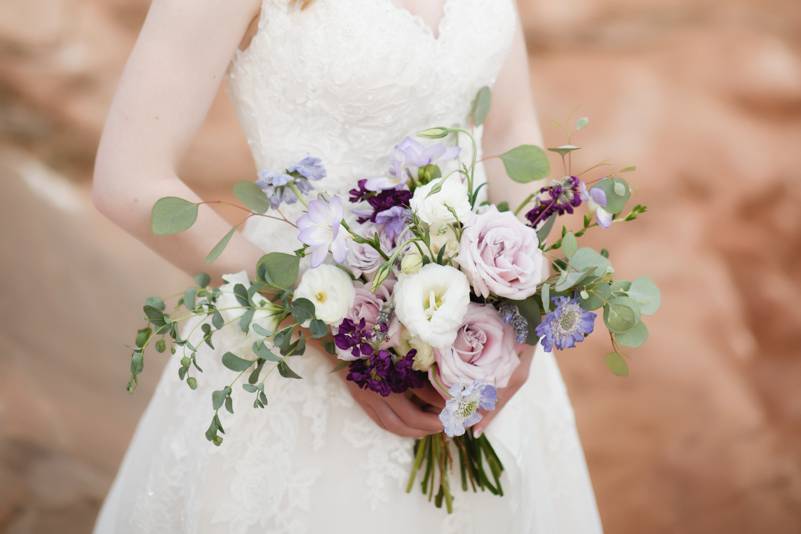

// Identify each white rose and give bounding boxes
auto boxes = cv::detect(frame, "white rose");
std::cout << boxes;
[218,271,280,335]
[394,263,470,348]
[398,327,436,372]
[410,176,472,226]
[429,223,460,259]
[294,264,355,324]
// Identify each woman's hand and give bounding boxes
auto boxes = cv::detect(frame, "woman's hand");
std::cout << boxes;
[341,377,443,439]
[473,344,535,436]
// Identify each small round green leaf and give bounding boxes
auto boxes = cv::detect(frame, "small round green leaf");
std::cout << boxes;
[562,232,578,258]
[604,297,641,333]
[222,352,254,372]
[593,178,631,214]
[569,247,611,276]
[233,181,269,214]
[500,145,550,183]
[575,117,590,131]
[257,252,300,289]
[151,197,198,235]
[615,321,649,348]
[627,277,661,315]
[605,352,630,377]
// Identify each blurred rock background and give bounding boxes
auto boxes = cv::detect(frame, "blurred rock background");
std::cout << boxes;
[1,0,800,532]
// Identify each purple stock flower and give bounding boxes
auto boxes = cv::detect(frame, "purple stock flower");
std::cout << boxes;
[346,349,426,397]
[524,176,583,228]
[348,178,412,243]
[439,382,497,437]
[535,296,596,351]
[333,318,374,360]
[297,196,348,267]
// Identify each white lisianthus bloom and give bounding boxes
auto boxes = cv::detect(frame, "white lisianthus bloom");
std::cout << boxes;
[294,265,355,324]
[410,176,472,226]
[397,327,436,372]
[394,264,470,348]
[218,271,281,334]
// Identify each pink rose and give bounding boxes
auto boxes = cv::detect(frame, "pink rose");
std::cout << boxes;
[335,279,400,360]
[433,303,519,390]
[457,207,548,300]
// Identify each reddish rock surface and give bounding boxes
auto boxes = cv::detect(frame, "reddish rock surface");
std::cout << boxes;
[1,1,800,532]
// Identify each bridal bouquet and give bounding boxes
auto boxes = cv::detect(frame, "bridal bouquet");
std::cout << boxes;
[126,88,659,512]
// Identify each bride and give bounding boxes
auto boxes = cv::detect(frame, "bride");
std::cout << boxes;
[92,0,603,532]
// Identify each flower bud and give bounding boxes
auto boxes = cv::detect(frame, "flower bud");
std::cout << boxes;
[400,251,423,275]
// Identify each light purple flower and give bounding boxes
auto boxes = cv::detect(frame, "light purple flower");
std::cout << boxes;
[580,182,613,228]
[535,296,596,351]
[374,205,409,242]
[288,156,326,181]
[297,196,349,267]
[365,137,461,191]
[439,381,497,437]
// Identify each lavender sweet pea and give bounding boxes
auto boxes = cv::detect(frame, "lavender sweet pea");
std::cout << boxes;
[297,196,348,267]
[365,137,460,191]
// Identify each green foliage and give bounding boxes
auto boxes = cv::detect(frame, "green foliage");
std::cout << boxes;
[257,252,299,289]
[561,232,578,258]
[290,298,316,324]
[470,86,492,126]
[194,273,211,288]
[233,181,269,214]
[592,178,631,214]
[536,214,557,243]
[569,248,611,277]
[515,297,542,345]
[206,228,236,264]
[278,360,302,379]
[547,144,581,156]
[309,319,328,339]
[222,352,254,372]
[603,297,641,333]
[499,145,550,183]
[151,197,198,235]
[627,277,661,315]
[615,321,649,348]
[575,116,590,130]
[604,352,629,377]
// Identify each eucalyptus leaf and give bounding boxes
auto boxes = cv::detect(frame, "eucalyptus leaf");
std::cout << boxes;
[251,323,273,337]
[290,298,316,323]
[580,283,612,310]
[222,352,254,372]
[135,327,151,349]
[547,144,581,156]
[238,309,254,333]
[145,296,165,311]
[257,252,299,289]
[183,287,196,310]
[194,272,211,288]
[554,268,594,292]
[143,305,166,327]
[278,360,302,379]
[233,283,250,307]
[499,145,550,183]
[211,389,226,411]
[151,197,198,235]
[615,321,649,348]
[541,283,550,312]
[470,86,492,126]
[569,248,612,276]
[536,214,557,243]
[211,311,224,329]
[233,181,269,213]
[206,228,236,264]
[253,341,282,363]
[593,178,631,214]
[605,352,630,377]
[603,297,641,333]
[309,319,328,339]
[575,116,590,130]
[627,277,661,315]
[562,232,578,258]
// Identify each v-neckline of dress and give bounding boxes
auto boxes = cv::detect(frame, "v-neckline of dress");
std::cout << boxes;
[385,0,453,42]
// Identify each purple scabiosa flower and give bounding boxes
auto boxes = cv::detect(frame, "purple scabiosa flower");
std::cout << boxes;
[524,176,583,228]
[439,382,497,437]
[297,196,348,267]
[580,182,613,228]
[364,137,461,191]
[535,296,597,351]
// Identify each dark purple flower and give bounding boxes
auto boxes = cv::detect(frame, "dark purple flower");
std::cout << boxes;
[333,318,374,360]
[346,349,427,397]
[535,296,596,351]
[524,176,583,228]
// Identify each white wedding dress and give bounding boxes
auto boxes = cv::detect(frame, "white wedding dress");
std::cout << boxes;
[95,1,603,532]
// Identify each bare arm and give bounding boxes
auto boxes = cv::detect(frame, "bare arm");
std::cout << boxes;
[92,0,264,280]
[482,9,544,210]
